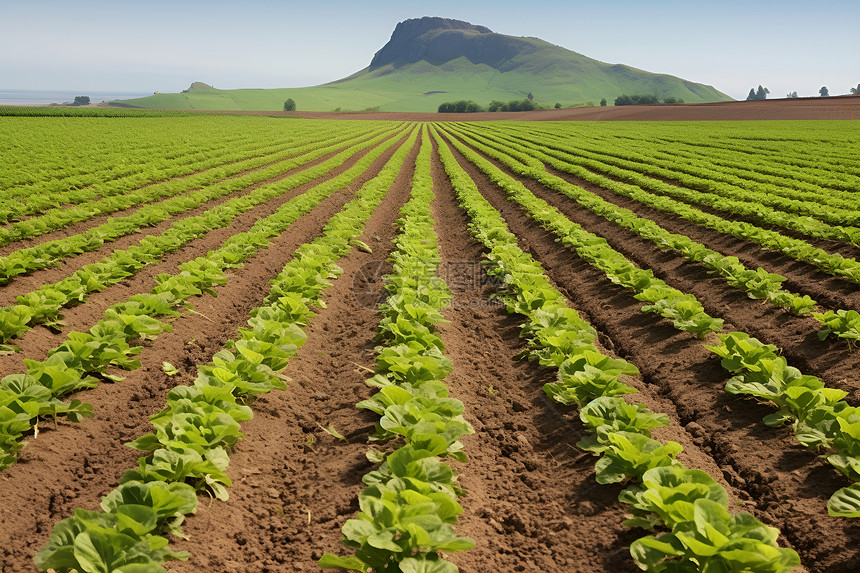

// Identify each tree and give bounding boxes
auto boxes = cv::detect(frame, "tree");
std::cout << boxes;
[600,98,607,106]
[283,98,296,111]
[72,96,90,106]
[615,94,658,106]
[851,84,860,95]
[819,86,829,97]
[746,86,769,101]
[786,91,798,98]
[437,100,483,113]
[554,102,561,109]
[527,92,534,101]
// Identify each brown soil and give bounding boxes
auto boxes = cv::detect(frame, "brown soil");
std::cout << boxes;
[186,95,860,122]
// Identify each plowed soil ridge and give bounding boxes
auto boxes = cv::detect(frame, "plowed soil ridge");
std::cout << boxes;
[0,134,407,572]
[446,139,860,572]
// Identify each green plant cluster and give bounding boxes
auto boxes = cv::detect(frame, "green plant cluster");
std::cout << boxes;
[488,125,860,285]
[0,130,363,282]
[449,125,819,317]
[0,122,379,264]
[0,116,294,197]
[322,129,474,573]
[0,127,286,224]
[528,129,860,237]
[814,310,860,346]
[439,128,723,339]
[0,126,401,347]
[32,127,419,573]
[0,128,409,470]
[708,332,860,518]
[600,134,860,211]
[527,122,860,194]
[448,123,860,519]
[433,127,799,572]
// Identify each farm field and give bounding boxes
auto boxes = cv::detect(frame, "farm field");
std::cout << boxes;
[1,113,859,572]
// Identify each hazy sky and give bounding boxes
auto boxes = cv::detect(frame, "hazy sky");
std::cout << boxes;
[2,0,858,100]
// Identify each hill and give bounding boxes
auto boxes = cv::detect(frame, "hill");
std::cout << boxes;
[113,17,732,112]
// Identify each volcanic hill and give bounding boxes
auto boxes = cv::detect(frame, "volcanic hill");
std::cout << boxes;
[114,16,731,112]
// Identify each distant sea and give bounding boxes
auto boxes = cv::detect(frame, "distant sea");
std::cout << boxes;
[0,89,152,106]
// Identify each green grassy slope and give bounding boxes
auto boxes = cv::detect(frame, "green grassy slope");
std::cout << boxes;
[113,19,732,112]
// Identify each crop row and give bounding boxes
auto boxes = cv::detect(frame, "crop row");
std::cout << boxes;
[446,125,821,317]
[0,121,384,247]
[438,125,860,515]
[525,124,859,213]
[471,125,860,285]
[0,126,326,224]
[323,127,475,573]
[483,124,860,244]
[433,125,800,571]
[31,126,419,572]
[449,125,859,343]
[0,127,404,348]
[0,115,305,192]
[0,124,398,285]
[0,127,408,469]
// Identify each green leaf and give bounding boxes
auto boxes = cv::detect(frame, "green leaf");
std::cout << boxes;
[318,553,367,571]
[828,484,860,517]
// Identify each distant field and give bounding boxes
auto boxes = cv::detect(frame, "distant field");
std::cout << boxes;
[2,115,860,573]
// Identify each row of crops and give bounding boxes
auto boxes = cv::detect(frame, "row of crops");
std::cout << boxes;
[1,114,859,572]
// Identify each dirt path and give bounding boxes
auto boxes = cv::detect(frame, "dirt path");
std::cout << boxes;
[0,134,408,572]
[445,139,860,572]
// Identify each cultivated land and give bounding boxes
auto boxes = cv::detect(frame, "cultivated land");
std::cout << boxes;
[1,110,859,572]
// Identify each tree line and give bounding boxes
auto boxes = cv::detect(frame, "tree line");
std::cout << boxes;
[750,83,860,100]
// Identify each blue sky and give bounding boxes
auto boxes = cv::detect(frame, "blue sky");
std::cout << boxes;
[1,0,858,100]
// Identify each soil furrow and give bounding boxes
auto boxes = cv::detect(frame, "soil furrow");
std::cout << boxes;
[0,136,407,573]
[447,141,859,573]
[164,136,420,572]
